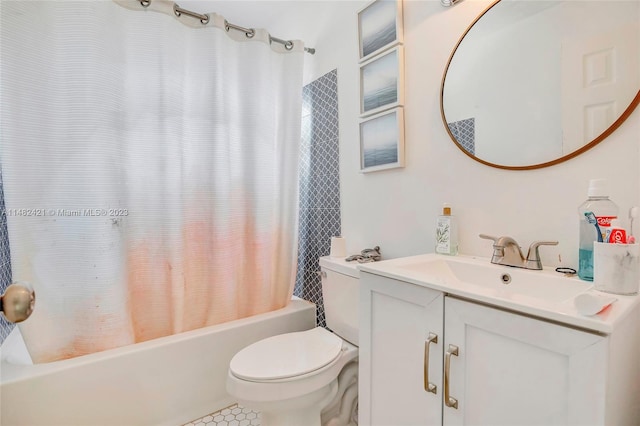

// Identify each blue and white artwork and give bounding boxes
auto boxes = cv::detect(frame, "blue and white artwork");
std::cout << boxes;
[359,0,400,60]
[360,109,403,171]
[361,48,400,115]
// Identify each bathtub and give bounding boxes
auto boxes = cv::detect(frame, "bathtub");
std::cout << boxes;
[0,297,315,426]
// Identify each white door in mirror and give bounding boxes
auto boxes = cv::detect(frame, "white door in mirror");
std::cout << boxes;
[561,23,638,152]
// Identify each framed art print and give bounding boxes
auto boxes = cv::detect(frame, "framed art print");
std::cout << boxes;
[358,0,403,62]
[360,46,404,117]
[360,107,405,173]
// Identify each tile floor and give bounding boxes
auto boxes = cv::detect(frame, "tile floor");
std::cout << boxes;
[184,404,260,426]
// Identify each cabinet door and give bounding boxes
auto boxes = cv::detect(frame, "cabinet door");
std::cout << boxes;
[443,297,608,426]
[359,272,444,425]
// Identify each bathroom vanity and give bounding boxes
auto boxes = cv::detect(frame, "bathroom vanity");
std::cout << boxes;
[358,254,640,425]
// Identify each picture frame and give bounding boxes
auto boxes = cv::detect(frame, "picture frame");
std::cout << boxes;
[358,0,404,62]
[359,107,405,173]
[360,46,404,117]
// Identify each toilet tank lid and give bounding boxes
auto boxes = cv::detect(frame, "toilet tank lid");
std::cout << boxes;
[229,327,343,381]
[319,256,360,278]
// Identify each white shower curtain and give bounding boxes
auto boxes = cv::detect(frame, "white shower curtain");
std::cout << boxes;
[0,1,303,363]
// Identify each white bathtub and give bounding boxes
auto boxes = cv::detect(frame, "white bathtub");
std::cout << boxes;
[0,297,315,426]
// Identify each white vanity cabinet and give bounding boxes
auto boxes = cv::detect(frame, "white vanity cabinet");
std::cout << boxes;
[359,271,444,425]
[442,296,607,425]
[359,270,640,425]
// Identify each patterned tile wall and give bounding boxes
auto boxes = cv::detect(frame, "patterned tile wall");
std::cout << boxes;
[294,69,340,328]
[0,168,15,344]
[448,117,475,155]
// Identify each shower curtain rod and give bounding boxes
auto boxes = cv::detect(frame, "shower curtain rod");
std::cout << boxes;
[138,0,316,54]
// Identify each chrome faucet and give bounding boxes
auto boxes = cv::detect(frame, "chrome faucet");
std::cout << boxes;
[479,234,558,270]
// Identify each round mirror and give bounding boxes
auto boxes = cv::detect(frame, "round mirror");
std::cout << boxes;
[441,0,640,170]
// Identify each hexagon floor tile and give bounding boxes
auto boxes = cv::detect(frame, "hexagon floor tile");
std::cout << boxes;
[183,404,260,426]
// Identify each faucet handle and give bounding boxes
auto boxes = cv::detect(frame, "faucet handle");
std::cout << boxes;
[528,241,559,258]
[526,240,559,269]
[479,234,499,244]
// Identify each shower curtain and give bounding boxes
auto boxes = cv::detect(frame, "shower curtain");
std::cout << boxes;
[0,1,303,363]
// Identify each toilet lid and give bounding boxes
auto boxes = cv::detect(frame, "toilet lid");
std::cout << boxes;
[229,327,343,381]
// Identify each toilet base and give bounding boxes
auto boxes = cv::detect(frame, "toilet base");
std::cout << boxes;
[321,361,358,426]
[239,380,338,426]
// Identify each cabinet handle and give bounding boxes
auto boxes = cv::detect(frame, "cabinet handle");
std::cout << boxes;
[444,344,459,409]
[424,333,438,394]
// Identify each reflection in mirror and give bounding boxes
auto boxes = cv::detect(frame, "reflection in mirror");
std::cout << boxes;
[441,0,640,170]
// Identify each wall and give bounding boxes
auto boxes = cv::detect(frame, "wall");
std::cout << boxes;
[295,70,341,328]
[301,0,639,269]
[0,169,14,343]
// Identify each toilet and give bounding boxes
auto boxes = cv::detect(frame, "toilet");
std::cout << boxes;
[226,256,360,426]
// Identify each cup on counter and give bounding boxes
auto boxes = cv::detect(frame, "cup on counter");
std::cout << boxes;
[593,242,639,295]
[330,236,346,258]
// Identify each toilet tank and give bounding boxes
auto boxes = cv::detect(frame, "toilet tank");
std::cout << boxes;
[319,256,360,346]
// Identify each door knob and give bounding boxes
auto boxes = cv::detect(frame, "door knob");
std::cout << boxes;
[1,283,35,323]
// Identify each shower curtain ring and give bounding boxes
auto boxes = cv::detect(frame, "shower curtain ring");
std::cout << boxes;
[224,20,255,38]
[173,4,181,17]
[140,0,151,7]
[200,14,210,25]
[285,41,294,50]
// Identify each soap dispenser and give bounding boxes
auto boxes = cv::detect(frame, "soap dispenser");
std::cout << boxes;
[436,203,458,255]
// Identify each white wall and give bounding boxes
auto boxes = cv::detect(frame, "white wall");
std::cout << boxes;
[203,0,639,269]
[301,0,639,269]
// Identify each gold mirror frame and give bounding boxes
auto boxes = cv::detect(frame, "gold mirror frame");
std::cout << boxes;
[440,0,640,171]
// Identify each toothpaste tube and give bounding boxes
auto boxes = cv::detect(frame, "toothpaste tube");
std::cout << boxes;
[606,219,628,244]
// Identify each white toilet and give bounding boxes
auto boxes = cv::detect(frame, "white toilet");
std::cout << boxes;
[226,256,360,426]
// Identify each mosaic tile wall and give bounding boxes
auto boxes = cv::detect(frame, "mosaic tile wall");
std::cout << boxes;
[0,168,15,344]
[294,69,340,328]
[448,117,475,155]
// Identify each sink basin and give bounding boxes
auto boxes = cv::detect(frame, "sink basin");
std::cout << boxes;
[389,256,593,304]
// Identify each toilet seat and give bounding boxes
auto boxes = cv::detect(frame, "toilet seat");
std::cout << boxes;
[229,327,343,382]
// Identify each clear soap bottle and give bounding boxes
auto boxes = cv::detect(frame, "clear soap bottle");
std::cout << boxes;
[577,179,618,281]
[436,203,458,255]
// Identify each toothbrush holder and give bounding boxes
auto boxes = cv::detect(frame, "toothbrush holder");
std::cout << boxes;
[593,242,640,295]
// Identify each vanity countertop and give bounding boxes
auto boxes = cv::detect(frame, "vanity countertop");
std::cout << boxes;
[358,253,640,334]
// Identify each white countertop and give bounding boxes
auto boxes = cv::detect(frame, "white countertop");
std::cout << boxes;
[358,253,640,334]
